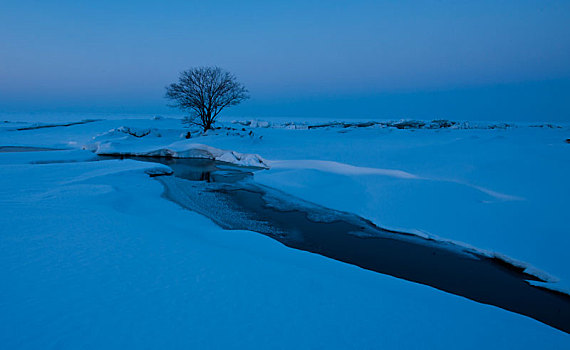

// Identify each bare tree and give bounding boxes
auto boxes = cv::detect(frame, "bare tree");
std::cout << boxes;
[165,67,249,131]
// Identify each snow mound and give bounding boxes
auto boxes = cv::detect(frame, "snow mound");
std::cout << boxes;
[269,159,419,179]
[87,127,269,168]
[95,143,268,168]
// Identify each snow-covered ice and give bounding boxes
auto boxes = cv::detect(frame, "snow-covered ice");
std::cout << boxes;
[86,126,269,168]
[0,115,569,348]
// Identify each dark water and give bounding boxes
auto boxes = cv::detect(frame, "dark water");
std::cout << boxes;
[122,156,570,334]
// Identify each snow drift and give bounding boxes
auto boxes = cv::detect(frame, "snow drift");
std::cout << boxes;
[86,126,270,168]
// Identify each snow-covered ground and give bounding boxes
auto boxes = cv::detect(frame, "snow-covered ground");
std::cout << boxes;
[0,116,569,348]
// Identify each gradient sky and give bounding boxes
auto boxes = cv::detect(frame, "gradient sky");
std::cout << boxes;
[1,0,569,121]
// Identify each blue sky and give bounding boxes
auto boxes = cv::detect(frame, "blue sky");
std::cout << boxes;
[1,0,569,121]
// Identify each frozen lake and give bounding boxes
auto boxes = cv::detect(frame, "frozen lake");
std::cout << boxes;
[1,117,568,348]
[119,156,570,333]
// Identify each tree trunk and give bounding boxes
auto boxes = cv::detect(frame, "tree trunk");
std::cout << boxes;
[203,113,213,132]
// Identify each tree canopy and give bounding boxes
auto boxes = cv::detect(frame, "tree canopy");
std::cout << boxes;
[165,67,249,131]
